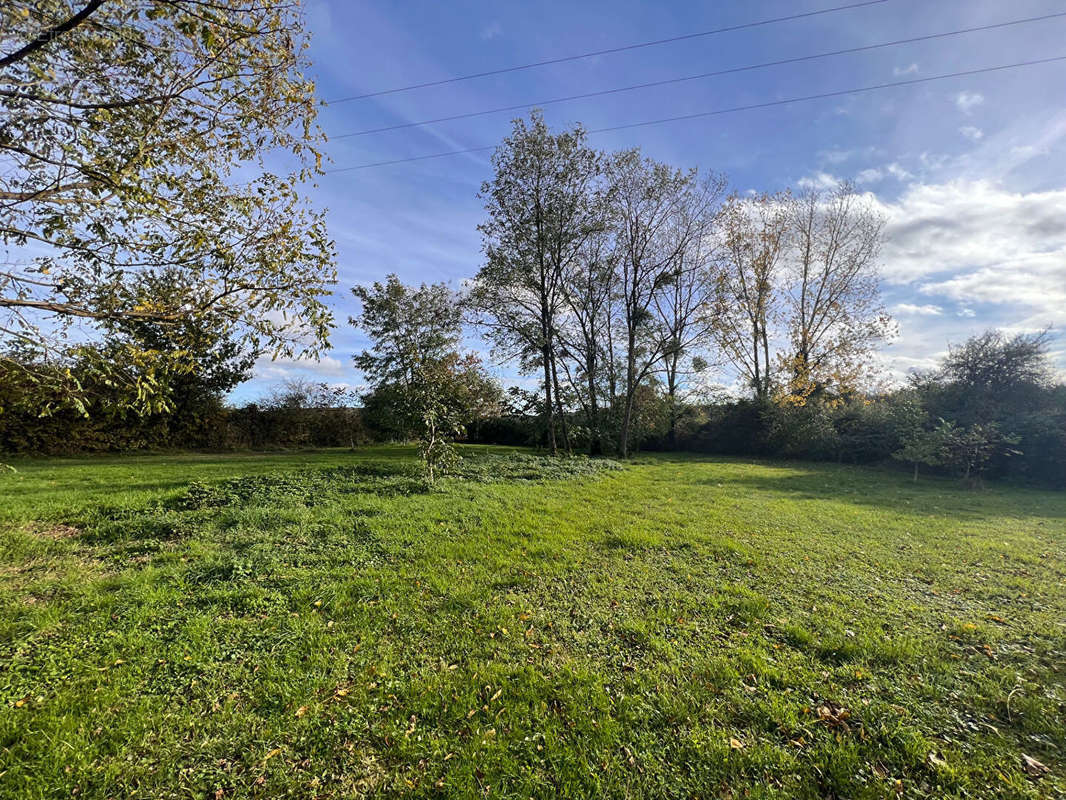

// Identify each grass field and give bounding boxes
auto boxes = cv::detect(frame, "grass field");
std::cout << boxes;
[1,447,1063,799]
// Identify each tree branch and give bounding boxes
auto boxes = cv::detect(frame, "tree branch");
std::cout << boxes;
[0,0,106,68]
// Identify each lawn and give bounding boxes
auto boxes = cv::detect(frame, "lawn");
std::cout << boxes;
[1,447,1063,799]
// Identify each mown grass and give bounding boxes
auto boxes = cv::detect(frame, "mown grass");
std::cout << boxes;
[0,446,1063,799]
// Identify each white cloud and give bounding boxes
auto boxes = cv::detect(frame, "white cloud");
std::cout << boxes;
[820,148,854,165]
[959,126,984,142]
[480,21,502,40]
[797,171,839,190]
[855,163,912,184]
[955,91,984,114]
[893,63,919,77]
[856,168,884,184]
[892,303,942,316]
[255,354,349,381]
[919,151,951,171]
[873,181,1066,323]
[886,162,913,181]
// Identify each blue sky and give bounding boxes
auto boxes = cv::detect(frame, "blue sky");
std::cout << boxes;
[237,0,1066,400]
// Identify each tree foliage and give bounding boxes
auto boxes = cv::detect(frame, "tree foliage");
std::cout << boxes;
[782,183,893,403]
[471,111,603,455]
[1,0,335,414]
[712,192,792,403]
[351,276,501,479]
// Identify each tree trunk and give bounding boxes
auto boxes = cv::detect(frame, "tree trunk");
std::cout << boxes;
[752,319,763,402]
[549,347,571,455]
[586,352,601,456]
[667,351,680,450]
[541,347,557,455]
[619,332,637,457]
[761,325,772,402]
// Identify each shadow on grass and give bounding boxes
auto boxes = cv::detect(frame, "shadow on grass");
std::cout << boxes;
[687,460,1066,520]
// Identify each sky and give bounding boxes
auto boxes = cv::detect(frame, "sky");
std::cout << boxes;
[236,0,1066,401]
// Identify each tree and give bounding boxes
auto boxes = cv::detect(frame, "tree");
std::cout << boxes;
[1,0,335,415]
[471,111,603,455]
[651,175,727,447]
[351,277,501,478]
[102,304,256,443]
[782,182,893,403]
[351,274,462,438]
[712,192,791,403]
[102,269,257,398]
[411,353,501,482]
[557,228,618,455]
[893,426,945,482]
[925,329,1054,426]
[937,419,1021,488]
[607,152,721,456]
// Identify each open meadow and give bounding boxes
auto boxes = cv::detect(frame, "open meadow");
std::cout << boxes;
[1,447,1064,799]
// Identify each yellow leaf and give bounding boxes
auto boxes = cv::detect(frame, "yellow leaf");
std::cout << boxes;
[295,705,308,718]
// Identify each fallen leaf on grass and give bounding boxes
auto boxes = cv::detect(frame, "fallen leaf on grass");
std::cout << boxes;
[729,737,744,750]
[817,704,851,729]
[1022,754,1048,777]
[295,705,308,718]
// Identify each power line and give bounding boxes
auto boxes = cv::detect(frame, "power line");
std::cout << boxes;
[324,0,890,104]
[323,55,1066,173]
[330,12,1066,139]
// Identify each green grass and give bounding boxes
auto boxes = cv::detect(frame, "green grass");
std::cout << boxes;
[1,446,1063,799]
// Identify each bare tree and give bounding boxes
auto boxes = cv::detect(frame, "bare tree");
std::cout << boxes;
[652,173,728,447]
[608,151,720,456]
[470,112,602,454]
[712,192,791,402]
[783,182,893,403]
[557,228,618,454]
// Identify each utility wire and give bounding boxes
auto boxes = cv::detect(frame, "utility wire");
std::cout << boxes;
[324,55,1066,173]
[325,0,889,104]
[330,12,1066,139]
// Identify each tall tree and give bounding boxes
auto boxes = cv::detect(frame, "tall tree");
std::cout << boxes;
[471,111,602,455]
[783,182,892,403]
[712,192,791,402]
[557,228,618,454]
[351,275,462,390]
[1,0,335,414]
[609,151,720,456]
[918,329,1055,427]
[652,173,727,447]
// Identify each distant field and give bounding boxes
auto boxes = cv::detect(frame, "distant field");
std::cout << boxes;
[1,447,1063,799]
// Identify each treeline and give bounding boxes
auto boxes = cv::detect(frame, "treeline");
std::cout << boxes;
[3,112,1064,488]
[469,113,892,458]
[463,330,1065,488]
